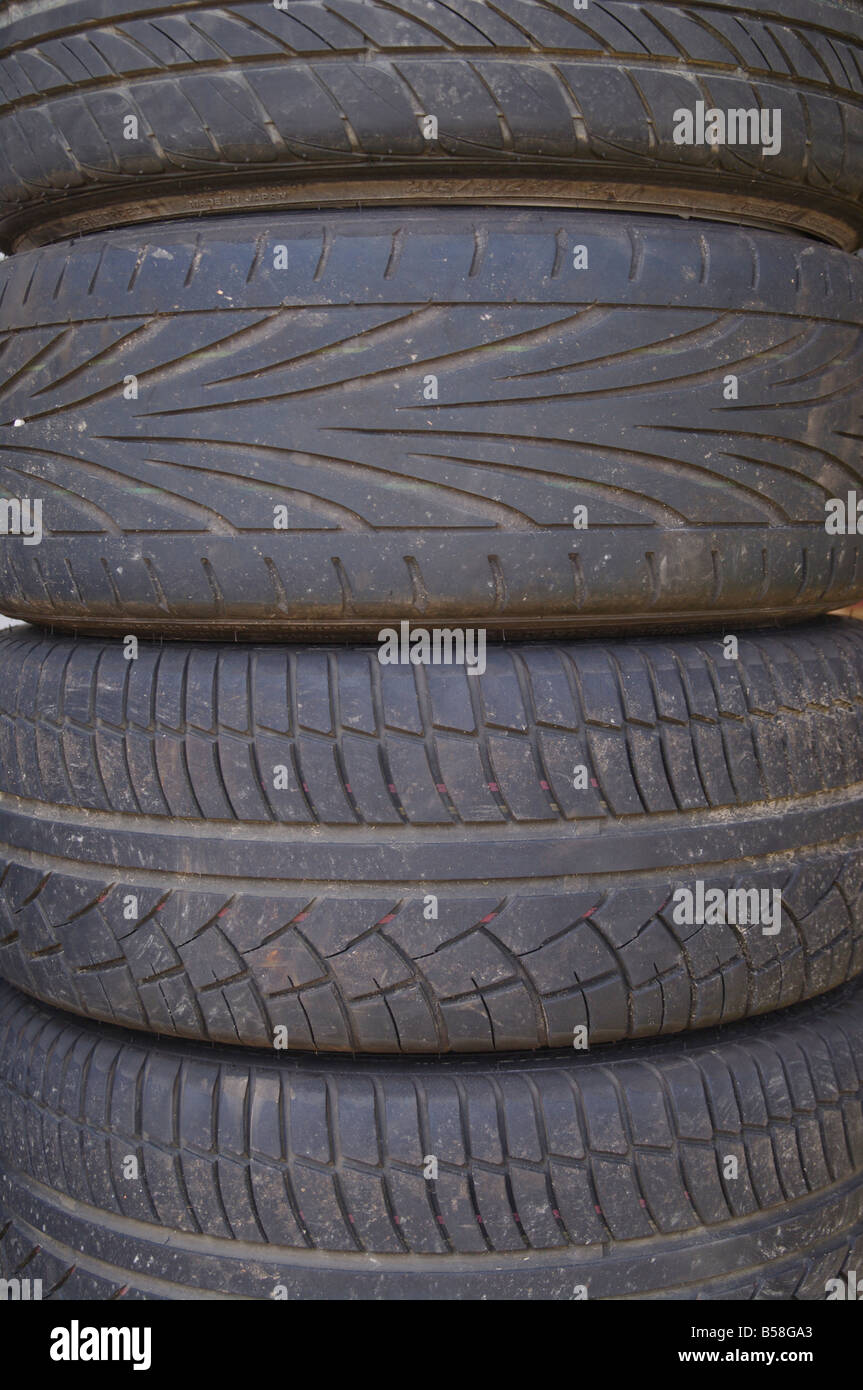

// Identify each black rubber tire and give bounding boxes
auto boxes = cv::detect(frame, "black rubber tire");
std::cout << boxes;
[1,619,862,1053]
[1,1,863,250]
[1,976,862,1300]
[1,209,863,639]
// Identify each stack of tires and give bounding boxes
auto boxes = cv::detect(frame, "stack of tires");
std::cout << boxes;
[0,0,862,1302]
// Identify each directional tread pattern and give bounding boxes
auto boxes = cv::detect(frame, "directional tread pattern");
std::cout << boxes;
[1,2,863,246]
[0,850,861,1051]
[0,623,861,1051]
[1,210,862,633]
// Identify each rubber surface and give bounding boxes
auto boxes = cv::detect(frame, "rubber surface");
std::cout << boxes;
[1,1,863,249]
[1,209,863,637]
[0,620,861,1053]
[0,977,861,1299]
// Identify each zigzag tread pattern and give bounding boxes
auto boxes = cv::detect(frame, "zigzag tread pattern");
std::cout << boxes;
[0,624,862,828]
[0,978,861,1273]
[0,626,862,1050]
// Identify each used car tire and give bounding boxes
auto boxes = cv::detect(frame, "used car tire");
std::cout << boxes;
[1,210,863,638]
[0,976,861,1299]
[1,1,863,250]
[0,620,861,1053]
